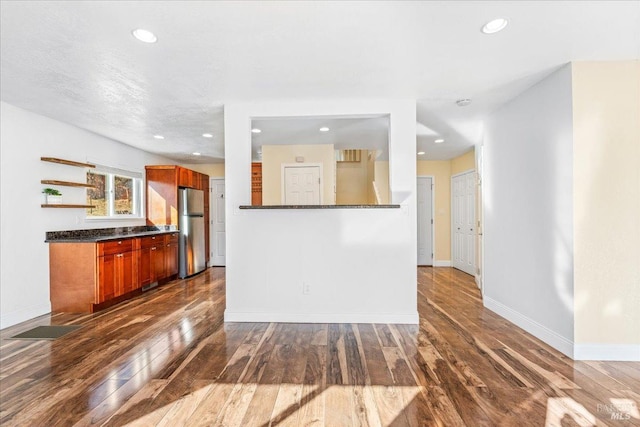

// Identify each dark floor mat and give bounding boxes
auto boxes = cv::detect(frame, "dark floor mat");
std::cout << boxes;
[9,325,82,340]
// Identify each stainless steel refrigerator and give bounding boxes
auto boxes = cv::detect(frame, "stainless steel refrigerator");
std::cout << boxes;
[178,188,206,278]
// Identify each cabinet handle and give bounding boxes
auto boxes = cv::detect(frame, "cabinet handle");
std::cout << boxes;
[118,241,122,245]
[152,236,155,240]
[151,247,156,250]
[117,254,124,257]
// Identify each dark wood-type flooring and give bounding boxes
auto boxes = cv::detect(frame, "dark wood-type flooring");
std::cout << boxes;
[1,267,638,426]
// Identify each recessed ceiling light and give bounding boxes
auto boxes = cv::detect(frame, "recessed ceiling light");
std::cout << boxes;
[132,29,158,43]
[192,152,201,156]
[153,135,164,140]
[481,18,508,34]
[202,133,213,138]
[456,99,472,107]
[435,139,444,144]
[417,151,425,155]
[319,127,330,132]
[251,128,261,134]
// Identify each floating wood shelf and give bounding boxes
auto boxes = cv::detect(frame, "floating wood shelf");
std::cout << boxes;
[41,180,96,189]
[41,204,96,209]
[41,157,95,168]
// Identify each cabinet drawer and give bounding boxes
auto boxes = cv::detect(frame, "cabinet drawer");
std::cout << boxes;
[140,235,164,249]
[165,233,179,244]
[99,239,134,255]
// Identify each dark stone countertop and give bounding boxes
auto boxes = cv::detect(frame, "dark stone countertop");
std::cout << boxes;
[239,204,401,209]
[45,226,179,243]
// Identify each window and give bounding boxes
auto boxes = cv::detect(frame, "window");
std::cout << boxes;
[86,168,143,218]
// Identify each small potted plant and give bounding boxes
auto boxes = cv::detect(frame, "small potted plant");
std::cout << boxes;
[43,188,63,204]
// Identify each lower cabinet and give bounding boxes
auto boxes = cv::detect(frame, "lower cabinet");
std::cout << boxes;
[165,233,179,277]
[49,232,180,313]
[139,233,178,286]
[97,251,137,303]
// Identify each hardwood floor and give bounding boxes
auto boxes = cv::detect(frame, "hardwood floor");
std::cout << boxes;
[1,267,638,426]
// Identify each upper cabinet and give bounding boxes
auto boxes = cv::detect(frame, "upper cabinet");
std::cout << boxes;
[145,165,210,263]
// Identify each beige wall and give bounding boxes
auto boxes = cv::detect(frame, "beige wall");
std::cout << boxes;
[374,160,390,204]
[262,144,335,205]
[451,149,475,175]
[572,61,640,346]
[180,163,225,177]
[417,160,451,261]
[336,152,368,204]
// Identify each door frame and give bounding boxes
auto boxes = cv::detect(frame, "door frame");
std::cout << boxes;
[281,163,323,205]
[451,169,476,276]
[210,177,225,267]
[417,175,435,266]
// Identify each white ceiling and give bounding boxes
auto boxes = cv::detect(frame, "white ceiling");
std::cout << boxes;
[1,1,639,163]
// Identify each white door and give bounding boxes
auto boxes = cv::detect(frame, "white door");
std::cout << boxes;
[417,177,433,266]
[210,178,225,266]
[452,171,475,275]
[283,166,321,205]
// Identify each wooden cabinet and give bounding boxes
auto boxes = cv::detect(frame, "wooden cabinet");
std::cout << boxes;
[97,251,137,303]
[145,165,210,265]
[96,240,138,303]
[49,232,178,313]
[139,235,166,286]
[165,232,179,277]
[251,162,262,206]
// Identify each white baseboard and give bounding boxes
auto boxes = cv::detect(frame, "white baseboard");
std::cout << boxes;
[574,344,640,362]
[224,311,419,324]
[484,297,574,358]
[0,302,51,330]
[433,260,452,267]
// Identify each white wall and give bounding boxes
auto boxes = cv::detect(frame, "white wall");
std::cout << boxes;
[224,100,417,323]
[0,102,173,329]
[483,65,575,357]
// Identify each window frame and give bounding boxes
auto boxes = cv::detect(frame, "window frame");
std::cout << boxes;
[86,169,144,220]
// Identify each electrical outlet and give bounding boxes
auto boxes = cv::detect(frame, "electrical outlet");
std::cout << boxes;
[303,282,311,295]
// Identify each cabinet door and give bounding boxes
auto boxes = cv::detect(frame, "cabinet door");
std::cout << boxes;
[120,251,138,293]
[139,247,152,286]
[146,166,179,226]
[151,245,165,281]
[178,167,195,188]
[165,239,178,277]
[98,254,118,303]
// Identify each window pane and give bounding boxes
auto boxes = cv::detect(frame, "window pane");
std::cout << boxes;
[87,172,107,216]
[114,175,134,215]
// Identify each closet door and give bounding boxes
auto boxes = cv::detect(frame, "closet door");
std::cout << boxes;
[452,171,475,275]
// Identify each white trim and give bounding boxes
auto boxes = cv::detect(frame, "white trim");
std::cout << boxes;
[224,310,419,324]
[574,344,640,362]
[484,296,574,358]
[280,163,323,205]
[433,260,452,267]
[0,302,51,330]
[210,177,225,267]
[451,168,476,179]
[417,175,435,267]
